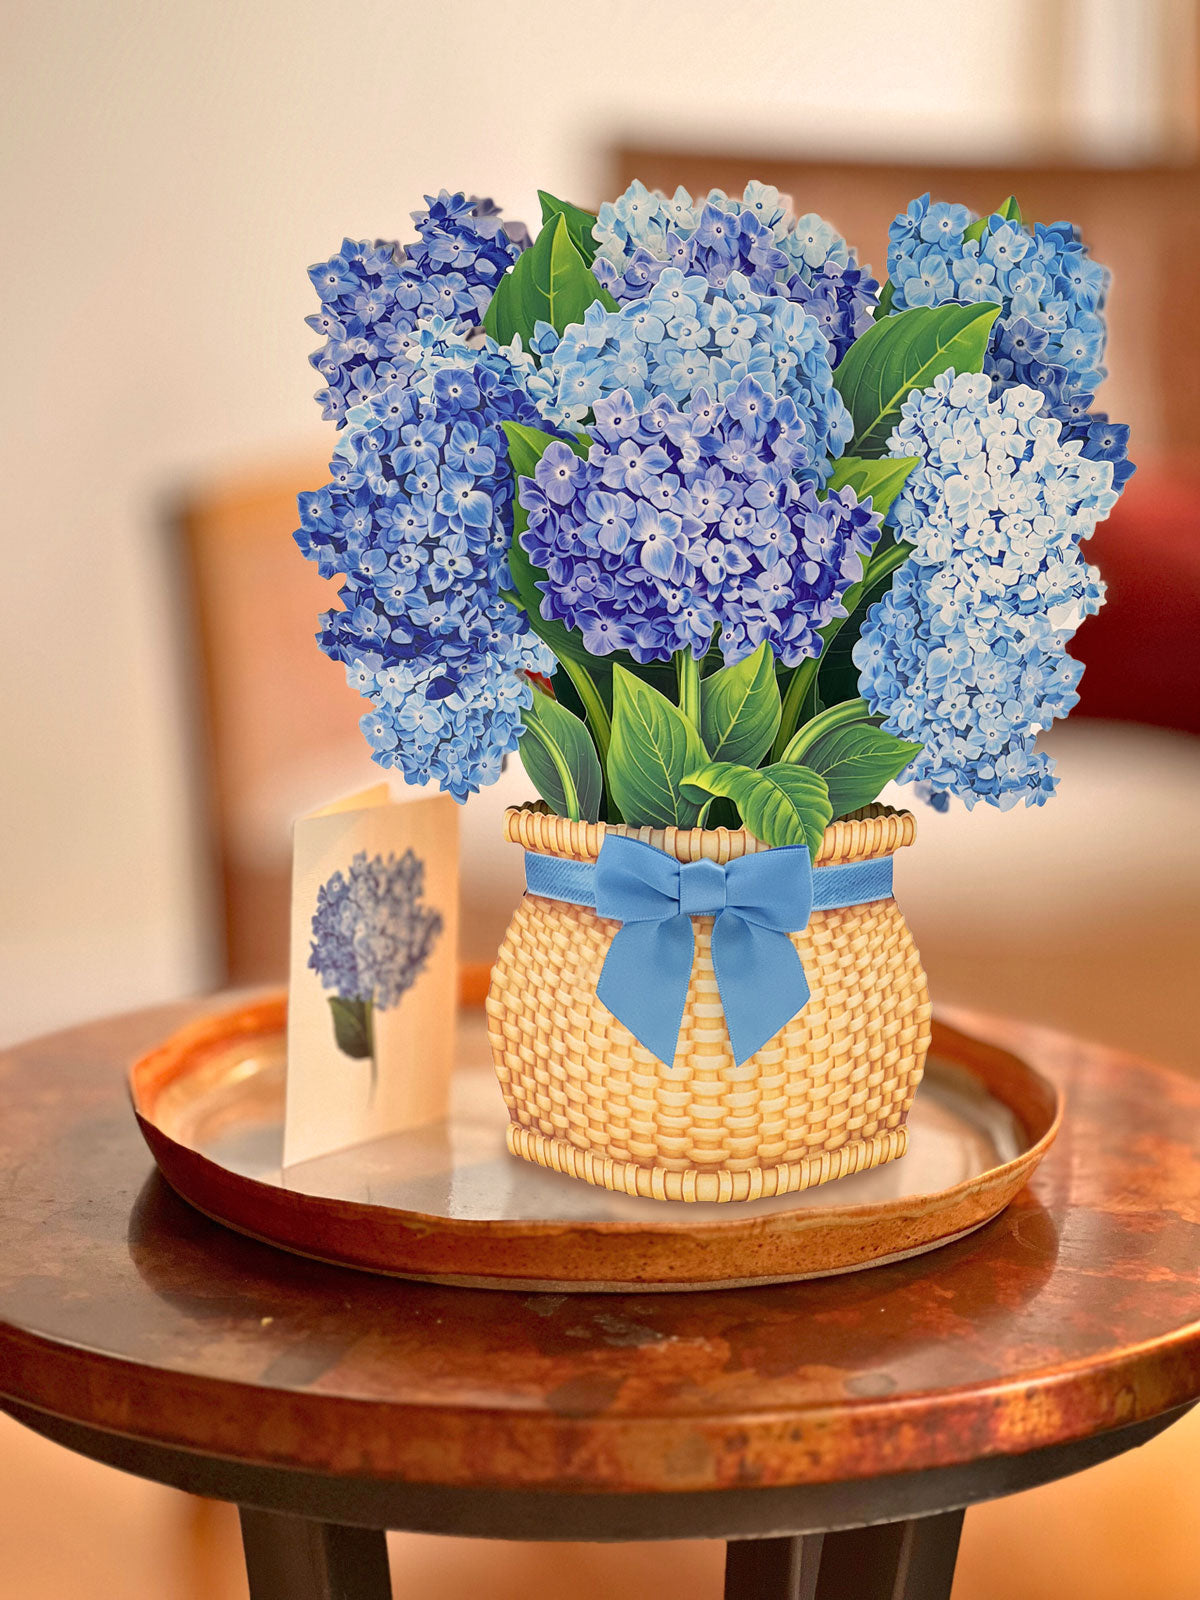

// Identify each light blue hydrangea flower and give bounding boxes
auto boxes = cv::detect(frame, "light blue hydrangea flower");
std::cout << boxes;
[519,380,880,666]
[294,322,554,800]
[593,179,699,264]
[886,193,1133,490]
[306,192,529,426]
[592,180,876,363]
[526,269,853,480]
[309,850,442,1010]
[853,371,1116,810]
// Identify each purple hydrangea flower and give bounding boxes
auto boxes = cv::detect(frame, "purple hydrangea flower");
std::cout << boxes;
[519,380,881,667]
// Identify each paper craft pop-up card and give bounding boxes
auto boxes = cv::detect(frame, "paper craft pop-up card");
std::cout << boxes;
[285,181,1130,1205]
[284,786,457,1170]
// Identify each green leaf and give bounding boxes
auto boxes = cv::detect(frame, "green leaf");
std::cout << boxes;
[803,719,922,819]
[510,537,608,674]
[518,691,603,823]
[328,996,373,1059]
[498,418,617,790]
[503,417,573,477]
[608,665,707,828]
[699,642,781,767]
[501,420,595,665]
[681,762,832,856]
[538,190,600,266]
[873,279,895,321]
[807,537,902,710]
[964,195,1022,244]
[824,455,919,520]
[833,302,1002,456]
[483,213,617,350]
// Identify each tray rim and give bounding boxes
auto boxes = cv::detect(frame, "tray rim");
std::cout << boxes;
[128,987,1063,1289]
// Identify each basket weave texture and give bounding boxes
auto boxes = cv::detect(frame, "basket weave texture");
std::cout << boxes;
[486,805,932,1202]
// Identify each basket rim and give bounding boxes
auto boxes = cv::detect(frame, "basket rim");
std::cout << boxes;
[504,802,916,867]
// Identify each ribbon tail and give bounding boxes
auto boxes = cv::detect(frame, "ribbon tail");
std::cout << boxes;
[596,916,694,1066]
[711,914,811,1066]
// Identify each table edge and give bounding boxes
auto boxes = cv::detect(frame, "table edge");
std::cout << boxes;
[2,1311,1198,1494]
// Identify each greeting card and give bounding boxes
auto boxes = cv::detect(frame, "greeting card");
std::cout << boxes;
[284,785,458,1169]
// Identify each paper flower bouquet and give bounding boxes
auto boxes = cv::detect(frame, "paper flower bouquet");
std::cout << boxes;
[295,182,1129,1201]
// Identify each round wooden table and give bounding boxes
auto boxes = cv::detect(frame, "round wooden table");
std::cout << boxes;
[2,999,1198,1600]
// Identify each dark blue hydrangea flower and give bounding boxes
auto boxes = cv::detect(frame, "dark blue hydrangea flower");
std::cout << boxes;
[309,850,442,1010]
[886,194,1134,490]
[518,379,881,666]
[592,180,877,364]
[788,260,879,366]
[294,323,553,799]
[306,192,529,426]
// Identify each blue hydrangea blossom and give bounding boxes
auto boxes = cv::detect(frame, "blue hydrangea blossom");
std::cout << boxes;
[519,380,881,666]
[886,194,1133,490]
[306,192,529,426]
[294,323,554,800]
[592,180,877,363]
[853,372,1116,810]
[526,268,853,479]
[309,850,442,1009]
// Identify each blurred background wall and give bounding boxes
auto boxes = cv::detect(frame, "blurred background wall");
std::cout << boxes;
[4,0,1197,1045]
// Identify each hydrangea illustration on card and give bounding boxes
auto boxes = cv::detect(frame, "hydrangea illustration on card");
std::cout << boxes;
[308,850,443,1070]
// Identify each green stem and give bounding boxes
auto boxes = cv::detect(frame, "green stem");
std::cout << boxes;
[772,658,819,762]
[538,727,581,822]
[780,698,870,765]
[364,999,377,1097]
[772,537,914,762]
[559,655,611,768]
[862,536,914,598]
[675,650,701,730]
[555,649,619,822]
[501,585,612,768]
[813,537,914,694]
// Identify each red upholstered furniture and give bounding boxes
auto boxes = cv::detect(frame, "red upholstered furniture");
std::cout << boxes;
[1075,462,1200,735]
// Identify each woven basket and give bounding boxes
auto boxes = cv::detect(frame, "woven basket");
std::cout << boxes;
[486,804,932,1202]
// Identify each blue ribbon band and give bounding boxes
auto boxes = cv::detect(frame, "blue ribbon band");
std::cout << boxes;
[524,838,894,1068]
[525,850,893,916]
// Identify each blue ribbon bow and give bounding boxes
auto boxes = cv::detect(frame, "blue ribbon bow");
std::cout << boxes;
[595,835,814,1066]
[523,837,894,1068]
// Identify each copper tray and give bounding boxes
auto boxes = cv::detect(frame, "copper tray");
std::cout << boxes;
[129,994,1061,1292]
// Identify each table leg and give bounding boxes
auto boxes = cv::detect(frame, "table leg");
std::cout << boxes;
[239,1506,391,1600]
[723,1534,825,1600]
[724,1508,964,1600]
[813,1509,964,1599]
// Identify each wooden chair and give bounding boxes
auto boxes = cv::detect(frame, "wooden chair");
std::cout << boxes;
[178,448,374,984]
